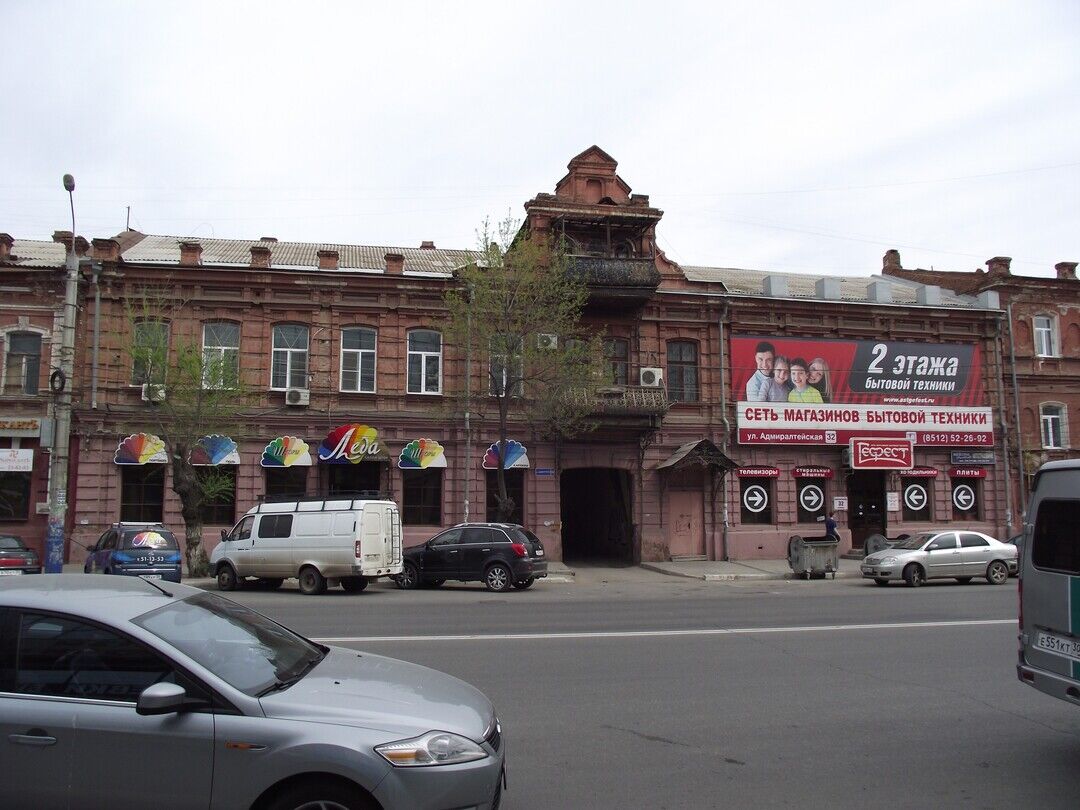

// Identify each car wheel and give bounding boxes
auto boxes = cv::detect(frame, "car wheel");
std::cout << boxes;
[903,564,926,588]
[513,577,536,590]
[955,577,972,585]
[873,578,889,586]
[485,562,513,592]
[216,564,238,591]
[264,776,377,810]
[986,560,1009,585]
[256,578,283,590]
[427,578,446,588]
[298,565,327,595]
[395,561,420,590]
[341,577,369,593]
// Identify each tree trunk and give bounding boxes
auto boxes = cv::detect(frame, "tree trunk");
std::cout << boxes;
[170,453,210,577]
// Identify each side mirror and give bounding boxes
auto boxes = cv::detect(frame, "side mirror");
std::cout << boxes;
[220,529,228,542]
[136,682,188,716]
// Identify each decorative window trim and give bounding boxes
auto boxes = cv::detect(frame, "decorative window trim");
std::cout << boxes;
[1033,313,1060,358]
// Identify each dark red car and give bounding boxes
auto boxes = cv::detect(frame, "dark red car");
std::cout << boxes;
[0,535,41,576]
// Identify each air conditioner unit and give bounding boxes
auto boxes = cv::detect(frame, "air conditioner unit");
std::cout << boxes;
[140,383,166,403]
[285,388,310,407]
[536,333,558,350]
[639,367,664,388]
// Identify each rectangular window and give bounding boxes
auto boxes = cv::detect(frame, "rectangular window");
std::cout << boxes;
[271,325,309,390]
[4,333,41,395]
[120,465,165,522]
[264,467,309,500]
[196,467,236,526]
[257,514,294,538]
[202,322,240,389]
[667,341,699,402]
[604,338,628,386]
[796,478,827,524]
[739,478,773,524]
[402,468,442,525]
[901,480,933,522]
[490,337,523,397]
[131,321,169,385]
[340,328,376,393]
[407,330,442,394]
[486,469,524,524]
[1033,315,1057,357]
[1041,405,1064,449]
[1031,499,1080,575]
[0,471,31,519]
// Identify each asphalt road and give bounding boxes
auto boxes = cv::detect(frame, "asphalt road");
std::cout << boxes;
[223,569,1080,809]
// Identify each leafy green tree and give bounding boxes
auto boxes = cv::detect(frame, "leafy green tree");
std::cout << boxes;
[444,217,605,522]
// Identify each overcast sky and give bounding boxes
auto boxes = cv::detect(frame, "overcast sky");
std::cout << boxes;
[3,1,1077,278]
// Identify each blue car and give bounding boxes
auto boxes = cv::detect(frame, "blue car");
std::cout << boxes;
[84,522,182,583]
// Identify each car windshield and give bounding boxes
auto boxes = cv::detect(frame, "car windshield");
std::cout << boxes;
[121,529,179,550]
[0,536,25,550]
[891,533,935,550]
[133,592,325,696]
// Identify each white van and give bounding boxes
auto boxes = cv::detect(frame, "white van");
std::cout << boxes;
[210,497,403,595]
[1017,459,1080,705]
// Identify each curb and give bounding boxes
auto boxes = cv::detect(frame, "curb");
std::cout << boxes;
[640,563,863,582]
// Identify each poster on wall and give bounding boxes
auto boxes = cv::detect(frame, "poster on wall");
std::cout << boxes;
[732,335,992,446]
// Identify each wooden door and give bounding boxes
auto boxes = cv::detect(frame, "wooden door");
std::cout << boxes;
[668,489,705,558]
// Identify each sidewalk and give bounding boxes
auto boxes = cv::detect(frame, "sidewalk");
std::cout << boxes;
[639,556,863,581]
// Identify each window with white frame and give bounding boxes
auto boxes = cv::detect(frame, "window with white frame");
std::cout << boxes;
[1041,403,1066,449]
[1033,315,1058,357]
[407,329,441,394]
[202,322,239,389]
[340,327,376,393]
[489,336,523,397]
[3,332,41,395]
[271,324,309,390]
[131,321,169,385]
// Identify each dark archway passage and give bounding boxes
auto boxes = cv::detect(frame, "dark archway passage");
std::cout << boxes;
[560,468,634,564]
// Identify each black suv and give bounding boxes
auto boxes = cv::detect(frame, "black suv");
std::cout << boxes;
[396,523,548,592]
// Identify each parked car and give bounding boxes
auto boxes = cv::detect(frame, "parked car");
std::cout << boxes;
[0,575,505,810]
[397,523,547,592]
[0,535,41,576]
[1006,533,1023,576]
[83,522,183,583]
[861,529,1017,587]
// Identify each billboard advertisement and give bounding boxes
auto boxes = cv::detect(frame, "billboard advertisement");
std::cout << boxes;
[733,335,992,446]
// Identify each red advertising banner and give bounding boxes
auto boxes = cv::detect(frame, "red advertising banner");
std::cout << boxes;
[949,467,987,478]
[899,466,940,478]
[736,466,780,478]
[792,466,834,478]
[850,438,914,470]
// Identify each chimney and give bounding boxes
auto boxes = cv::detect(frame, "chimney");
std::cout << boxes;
[250,245,272,268]
[259,236,278,243]
[52,230,74,255]
[1055,261,1077,281]
[762,275,788,297]
[317,249,339,270]
[74,236,89,257]
[179,241,203,266]
[385,252,404,274]
[882,249,902,275]
[0,233,12,262]
[419,240,436,250]
[986,256,1011,278]
[91,238,121,262]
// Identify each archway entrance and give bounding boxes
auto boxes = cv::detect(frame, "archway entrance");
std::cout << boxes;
[560,468,634,564]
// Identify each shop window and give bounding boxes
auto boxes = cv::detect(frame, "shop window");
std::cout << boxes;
[120,465,165,522]
[196,467,236,526]
[264,467,308,500]
[3,332,41,394]
[0,470,31,519]
[407,329,442,394]
[486,469,524,524]
[796,478,827,524]
[341,327,377,393]
[402,468,442,525]
[667,341,698,402]
[328,463,380,496]
[131,321,169,385]
[739,477,773,525]
[202,322,240,389]
[604,337,628,386]
[1040,403,1066,449]
[950,478,982,520]
[902,480,933,522]
[271,324,309,390]
[1033,314,1058,357]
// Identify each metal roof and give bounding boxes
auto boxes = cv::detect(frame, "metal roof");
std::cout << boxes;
[1,239,67,268]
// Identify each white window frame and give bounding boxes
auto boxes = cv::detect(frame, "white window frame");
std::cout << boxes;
[340,327,377,393]
[407,330,442,395]
[489,336,523,398]
[1040,402,1067,449]
[1033,314,1058,357]
[271,324,309,391]
[131,320,170,385]
[0,327,47,395]
[201,321,240,389]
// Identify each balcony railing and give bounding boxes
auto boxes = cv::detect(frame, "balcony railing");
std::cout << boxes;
[565,384,669,418]
[568,257,660,305]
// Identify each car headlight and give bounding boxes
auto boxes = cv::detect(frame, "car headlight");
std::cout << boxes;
[880,556,897,565]
[375,731,489,767]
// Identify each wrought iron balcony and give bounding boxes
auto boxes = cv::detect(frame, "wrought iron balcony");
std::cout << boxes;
[565,384,669,419]
[568,256,660,306]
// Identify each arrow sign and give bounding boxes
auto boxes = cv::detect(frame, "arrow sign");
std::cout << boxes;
[799,485,824,512]
[952,484,975,511]
[904,485,928,512]
[743,485,768,513]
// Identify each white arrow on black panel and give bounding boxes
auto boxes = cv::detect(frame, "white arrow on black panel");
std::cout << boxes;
[952,484,975,511]
[904,485,928,511]
[743,485,768,513]
[799,485,824,512]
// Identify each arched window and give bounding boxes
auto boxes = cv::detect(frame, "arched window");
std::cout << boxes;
[271,324,309,390]
[667,341,699,402]
[131,321,169,385]
[1040,403,1067,449]
[202,321,240,389]
[407,330,442,394]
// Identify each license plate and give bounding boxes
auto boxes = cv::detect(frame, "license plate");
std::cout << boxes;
[140,574,163,580]
[861,566,873,574]
[0,569,23,576]
[1036,631,1080,662]
[535,550,544,556]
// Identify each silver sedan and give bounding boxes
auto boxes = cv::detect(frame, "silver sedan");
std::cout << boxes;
[861,530,1017,587]
[0,575,505,810]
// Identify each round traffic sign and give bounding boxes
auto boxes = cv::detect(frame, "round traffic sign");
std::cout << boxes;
[903,484,928,512]
[799,484,824,513]
[952,483,975,511]
[743,484,769,513]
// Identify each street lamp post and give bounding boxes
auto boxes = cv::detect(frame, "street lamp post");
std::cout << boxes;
[44,173,80,572]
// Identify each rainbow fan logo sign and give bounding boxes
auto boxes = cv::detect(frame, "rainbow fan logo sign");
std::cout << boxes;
[113,433,167,465]
[482,440,530,469]
[398,439,446,469]
[261,436,312,467]
[318,424,380,464]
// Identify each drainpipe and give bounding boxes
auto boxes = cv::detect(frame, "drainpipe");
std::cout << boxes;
[90,261,102,409]
[717,303,731,561]
[1006,302,1026,518]
[463,283,472,523]
[993,312,1014,536]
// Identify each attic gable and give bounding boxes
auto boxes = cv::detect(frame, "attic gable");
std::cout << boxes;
[554,145,633,204]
